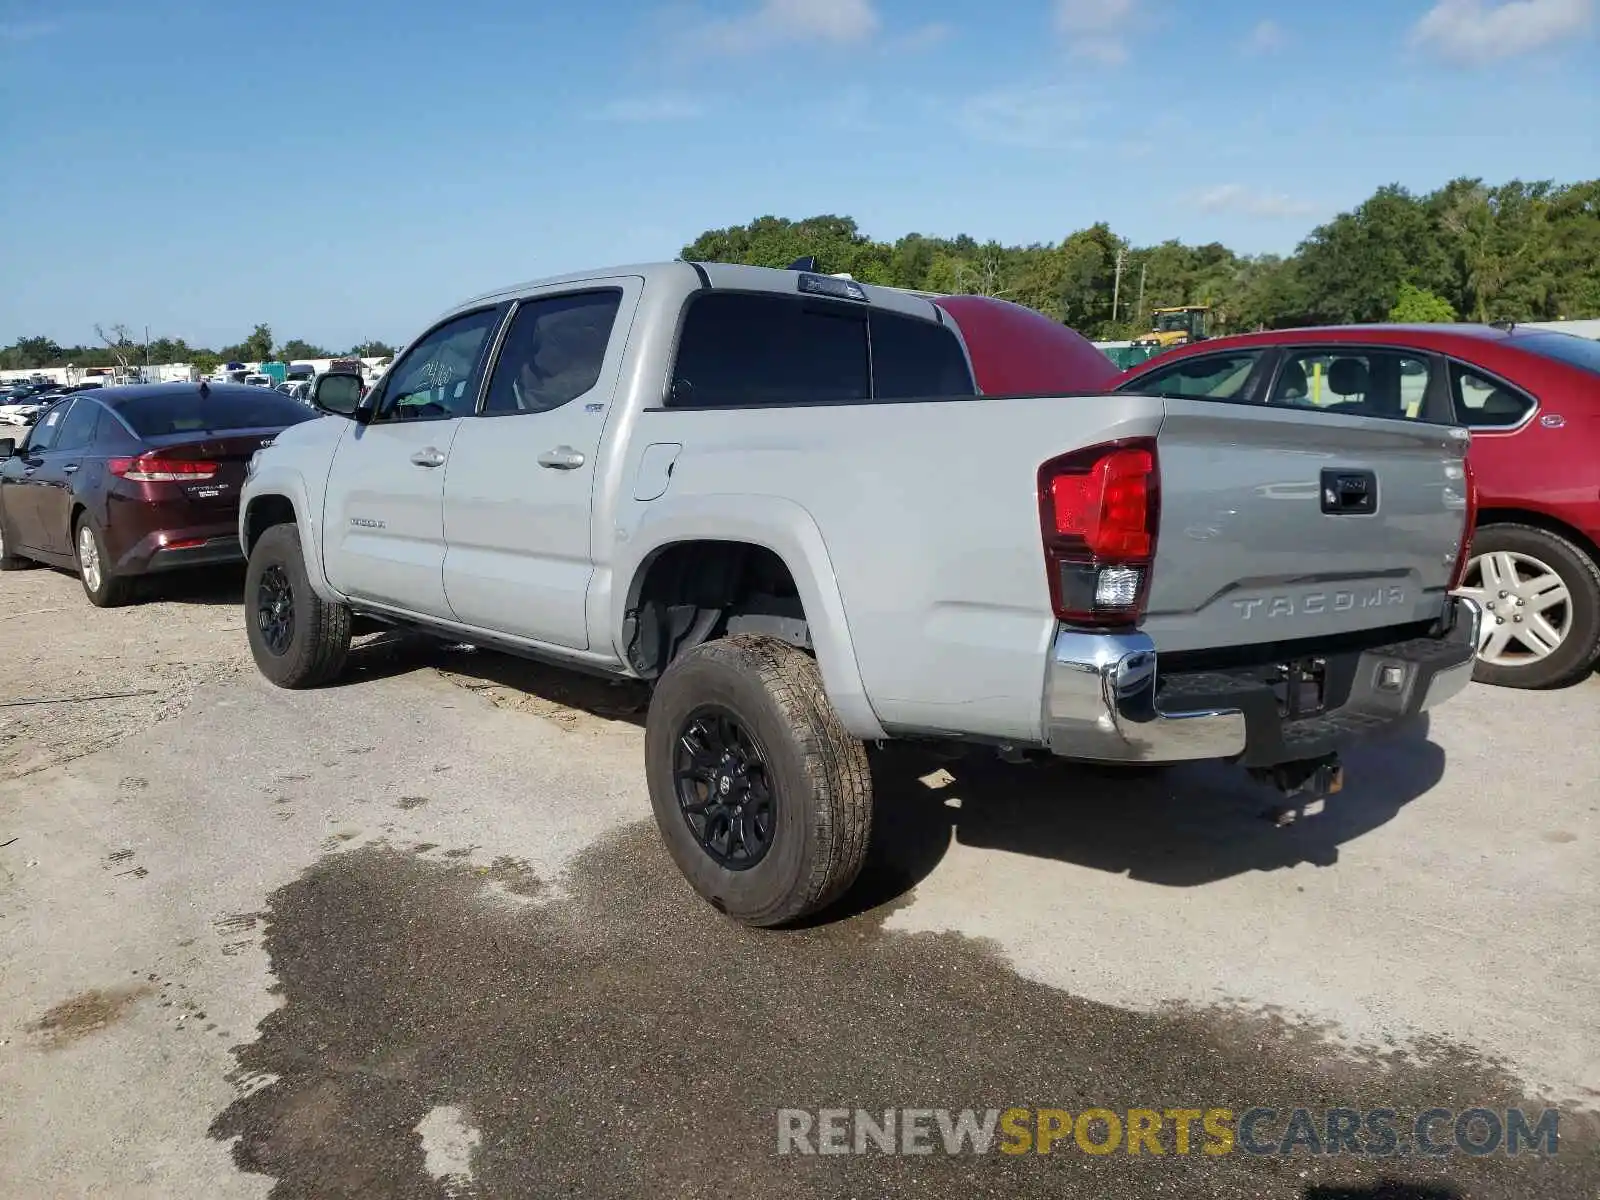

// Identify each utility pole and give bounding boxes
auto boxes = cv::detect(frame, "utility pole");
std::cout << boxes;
[144,325,150,380]
[1111,247,1126,324]
[1135,263,1148,328]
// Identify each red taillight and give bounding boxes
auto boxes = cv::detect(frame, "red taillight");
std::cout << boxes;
[108,453,217,482]
[1447,454,1478,591]
[1038,439,1160,627]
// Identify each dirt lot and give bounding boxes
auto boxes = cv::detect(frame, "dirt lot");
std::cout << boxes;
[0,562,1596,1199]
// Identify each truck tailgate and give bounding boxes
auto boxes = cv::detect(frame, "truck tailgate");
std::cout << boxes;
[1145,400,1471,653]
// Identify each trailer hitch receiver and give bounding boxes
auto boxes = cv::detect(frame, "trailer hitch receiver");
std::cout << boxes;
[1250,752,1344,801]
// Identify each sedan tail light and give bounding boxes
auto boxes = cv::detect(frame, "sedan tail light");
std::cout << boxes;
[108,453,217,482]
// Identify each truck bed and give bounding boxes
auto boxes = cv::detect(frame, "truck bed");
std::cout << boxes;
[619,392,1470,744]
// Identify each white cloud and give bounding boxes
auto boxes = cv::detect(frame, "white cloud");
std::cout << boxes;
[957,83,1100,150]
[1054,0,1138,63]
[1411,0,1595,64]
[1192,184,1319,219]
[1243,18,1288,53]
[0,19,59,40]
[591,95,706,122]
[891,21,953,52]
[688,0,880,56]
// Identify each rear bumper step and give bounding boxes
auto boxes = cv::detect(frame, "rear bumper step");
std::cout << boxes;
[1043,595,1481,768]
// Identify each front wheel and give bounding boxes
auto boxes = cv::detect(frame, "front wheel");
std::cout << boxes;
[244,522,351,688]
[644,635,872,927]
[1457,523,1600,690]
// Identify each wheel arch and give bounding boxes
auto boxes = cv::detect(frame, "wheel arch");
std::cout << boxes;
[1476,506,1600,566]
[241,471,341,604]
[243,492,299,554]
[615,499,886,741]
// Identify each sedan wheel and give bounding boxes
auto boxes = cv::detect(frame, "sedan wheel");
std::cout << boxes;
[73,517,133,607]
[77,524,103,594]
[1455,523,1600,689]
[1458,549,1571,666]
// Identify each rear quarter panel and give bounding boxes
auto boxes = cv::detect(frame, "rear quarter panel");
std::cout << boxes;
[1464,361,1600,549]
[614,394,1167,744]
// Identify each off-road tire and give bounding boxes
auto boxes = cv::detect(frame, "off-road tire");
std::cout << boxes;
[245,522,351,688]
[645,635,872,928]
[1467,523,1600,690]
[74,515,134,607]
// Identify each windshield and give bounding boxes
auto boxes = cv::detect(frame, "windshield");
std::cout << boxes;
[1515,332,1600,377]
[1154,311,1193,333]
[111,390,317,437]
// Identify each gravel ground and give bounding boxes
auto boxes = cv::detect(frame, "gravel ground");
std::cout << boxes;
[0,561,1595,1200]
[0,565,249,779]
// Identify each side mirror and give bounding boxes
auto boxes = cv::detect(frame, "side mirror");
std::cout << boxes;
[0,438,13,459]
[309,371,366,418]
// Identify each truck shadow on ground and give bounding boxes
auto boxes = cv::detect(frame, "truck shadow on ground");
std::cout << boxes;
[830,716,1444,920]
[335,635,1446,915]
[338,633,654,719]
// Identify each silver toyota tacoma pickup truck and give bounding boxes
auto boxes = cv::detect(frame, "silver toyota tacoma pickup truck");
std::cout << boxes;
[239,260,1482,926]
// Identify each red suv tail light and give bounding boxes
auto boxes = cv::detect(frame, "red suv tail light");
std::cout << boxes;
[108,453,217,482]
[1447,454,1478,591]
[1038,438,1160,627]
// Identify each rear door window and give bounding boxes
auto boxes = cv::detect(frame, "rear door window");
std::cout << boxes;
[53,397,100,451]
[483,290,624,415]
[1123,351,1265,401]
[1450,364,1535,429]
[1270,348,1438,421]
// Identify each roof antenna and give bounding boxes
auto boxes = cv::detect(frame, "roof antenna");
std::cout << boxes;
[198,380,210,399]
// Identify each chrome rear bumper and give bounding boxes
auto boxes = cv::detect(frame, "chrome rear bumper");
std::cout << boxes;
[1042,595,1482,766]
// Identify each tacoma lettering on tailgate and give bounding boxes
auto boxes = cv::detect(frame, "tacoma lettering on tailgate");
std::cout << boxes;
[1232,585,1407,620]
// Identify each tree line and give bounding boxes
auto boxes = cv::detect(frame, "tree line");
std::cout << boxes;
[6,176,1595,369]
[0,323,397,374]
[681,177,1600,340]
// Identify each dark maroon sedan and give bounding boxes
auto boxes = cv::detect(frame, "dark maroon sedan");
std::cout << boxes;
[0,382,316,606]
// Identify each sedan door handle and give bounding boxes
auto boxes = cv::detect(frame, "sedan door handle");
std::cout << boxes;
[410,448,447,468]
[538,446,586,470]
[62,463,79,474]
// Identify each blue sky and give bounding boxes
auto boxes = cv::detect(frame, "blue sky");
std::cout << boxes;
[1,0,1595,351]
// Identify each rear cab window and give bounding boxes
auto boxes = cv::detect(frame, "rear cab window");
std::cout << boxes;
[667,290,974,408]
[112,390,318,437]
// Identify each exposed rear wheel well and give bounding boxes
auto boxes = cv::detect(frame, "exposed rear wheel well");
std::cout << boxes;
[244,495,298,554]
[624,541,809,678]
[1477,507,1600,565]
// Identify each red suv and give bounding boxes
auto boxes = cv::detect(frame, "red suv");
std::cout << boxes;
[1117,324,1600,689]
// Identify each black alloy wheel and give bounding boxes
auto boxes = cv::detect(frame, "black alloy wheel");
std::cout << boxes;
[256,563,296,656]
[673,707,776,870]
